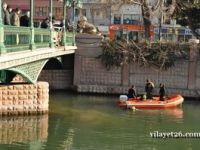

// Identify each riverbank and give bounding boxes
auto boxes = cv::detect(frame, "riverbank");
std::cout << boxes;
[73,34,200,98]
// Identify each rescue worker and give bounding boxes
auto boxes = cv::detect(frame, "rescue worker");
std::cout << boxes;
[145,79,154,99]
[127,85,136,99]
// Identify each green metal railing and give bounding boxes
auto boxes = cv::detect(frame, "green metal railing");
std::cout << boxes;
[4,26,53,52]
[0,0,80,55]
[34,28,51,48]
[65,32,74,46]
[3,25,76,54]
[4,26,31,53]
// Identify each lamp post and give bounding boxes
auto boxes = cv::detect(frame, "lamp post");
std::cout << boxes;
[49,0,54,48]
[0,0,6,54]
[70,0,82,46]
[29,0,36,50]
[159,0,164,42]
[71,0,76,46]
[64,0,82,46]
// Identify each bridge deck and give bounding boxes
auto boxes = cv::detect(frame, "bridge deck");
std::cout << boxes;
[0,46,76,70]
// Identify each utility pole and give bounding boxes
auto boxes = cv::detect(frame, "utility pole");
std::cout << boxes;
[0,0,6,55]
[158,0,164,41]
[30,0,36,50]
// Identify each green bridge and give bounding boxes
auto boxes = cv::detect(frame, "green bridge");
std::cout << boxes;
[0,0,82,84]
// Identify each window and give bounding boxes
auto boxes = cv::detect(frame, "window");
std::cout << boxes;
[75,9,79,17]
[96,10,100,17]
[113,14,121,24]
[35,7,47,17]
[123,14,140,24]
[81,9,87,16]
[53,7,62,19]
[123,14,131,24]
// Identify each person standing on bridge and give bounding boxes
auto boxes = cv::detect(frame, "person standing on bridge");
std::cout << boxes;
[20,11,30,27]
[11,8,21,27]
[2,2,10,25]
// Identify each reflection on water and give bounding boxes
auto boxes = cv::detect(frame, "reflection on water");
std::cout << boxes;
[61,128,74,150]
[0,115,48,144]
[0,92,200,150]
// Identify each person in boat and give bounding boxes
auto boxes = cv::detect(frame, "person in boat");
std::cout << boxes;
[159,83,166,101]
[127,85,136,99]
[145,79,154,100]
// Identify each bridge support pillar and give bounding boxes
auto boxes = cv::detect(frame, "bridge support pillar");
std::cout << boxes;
[0,82,49,116]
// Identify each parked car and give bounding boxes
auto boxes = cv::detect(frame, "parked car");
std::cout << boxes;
[53,23,62,32]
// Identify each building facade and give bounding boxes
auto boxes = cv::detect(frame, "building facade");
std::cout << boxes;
[5,0,63,21]
[80,0,111,26]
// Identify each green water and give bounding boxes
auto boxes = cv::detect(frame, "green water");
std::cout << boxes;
[0,91,200,150]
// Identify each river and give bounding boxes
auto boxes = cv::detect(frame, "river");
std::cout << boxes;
[0,91,200,150]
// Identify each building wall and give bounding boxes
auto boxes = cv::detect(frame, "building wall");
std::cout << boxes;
[5,0,110,24]
[5,0,63,21]
[81,0,110,25]
[74,34,200,97]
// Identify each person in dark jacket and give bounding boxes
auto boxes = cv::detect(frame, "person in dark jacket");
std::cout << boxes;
[127,85,136,99]
[20,11,30,27]
[41,18,49,28]
[145,79,154,99]
[159,83,165,101]
[2,2,10,25]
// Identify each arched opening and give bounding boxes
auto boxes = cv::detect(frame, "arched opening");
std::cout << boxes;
[38,55,74,90]
[0,70,27,84]
[43,58,63,70]
[0,70,16,83]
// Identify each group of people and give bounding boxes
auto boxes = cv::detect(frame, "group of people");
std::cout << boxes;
[2,2,30,27]
[127,79,166,101]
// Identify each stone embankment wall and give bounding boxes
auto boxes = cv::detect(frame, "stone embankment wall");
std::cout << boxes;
[0,114,48,144]
[74,34,200,98]
[38,70,73,90]
[0,82,49,115]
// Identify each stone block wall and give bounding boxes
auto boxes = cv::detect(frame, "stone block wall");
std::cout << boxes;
[0,82,49,115]
[197,60,200,90]
[38,70,73,90]
[79,57,121,85]
[129,60,189,95]
[0,115,48,144]
[74,34,200,97]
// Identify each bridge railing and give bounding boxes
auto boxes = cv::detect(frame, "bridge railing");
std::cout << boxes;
[34,28,51,48]
[3,25,76,54]
[4,26,31,53]
[65,32,74,46]
[4,26,52,52]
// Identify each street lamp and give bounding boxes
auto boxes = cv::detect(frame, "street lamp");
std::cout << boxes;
[66,0,82,32]
[64,0,82,46]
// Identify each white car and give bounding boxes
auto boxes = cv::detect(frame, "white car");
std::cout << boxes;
[53,23,62,32]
